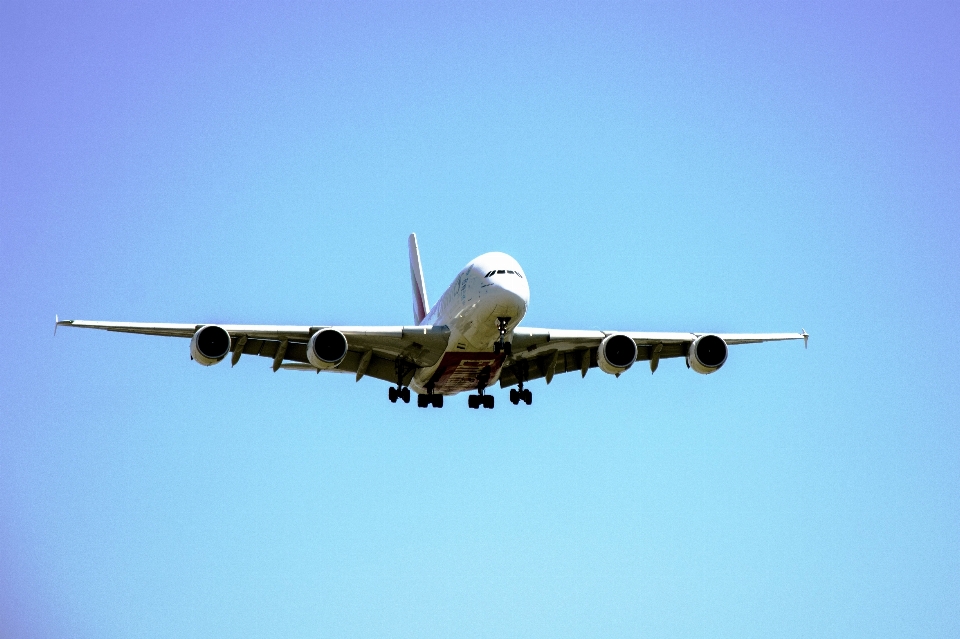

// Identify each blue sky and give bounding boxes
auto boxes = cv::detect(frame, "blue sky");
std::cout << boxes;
[2,2,958,637]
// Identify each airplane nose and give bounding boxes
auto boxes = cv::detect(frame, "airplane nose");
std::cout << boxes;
[488,275,530,315]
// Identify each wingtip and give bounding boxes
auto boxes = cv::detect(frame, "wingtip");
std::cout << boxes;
[801,328,809,349]
[55,315,72,336]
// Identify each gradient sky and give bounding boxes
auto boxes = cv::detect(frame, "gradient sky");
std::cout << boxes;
[2,2,958,638]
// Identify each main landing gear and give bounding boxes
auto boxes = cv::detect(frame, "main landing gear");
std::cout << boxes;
[468,369,495,409]
[417,384,444,408]
[510,381,532,405]
[492,317,512,356]
[389,358,413,404]
[468,393,494,409]
[388,386,410,404]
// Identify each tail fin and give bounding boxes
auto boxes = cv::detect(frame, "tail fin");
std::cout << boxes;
[408,233,430,324]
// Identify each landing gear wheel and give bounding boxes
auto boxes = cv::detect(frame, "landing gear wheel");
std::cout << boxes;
[388,387,398,403]
[510,388,519,404]
[417,394,429,408]
[468,395,480,409]
[483,395,494,409]
[522,389,532,405]
[433,395,444,408]
[493,341,501,354]
[400,387,410,403]
[504,342,512,356]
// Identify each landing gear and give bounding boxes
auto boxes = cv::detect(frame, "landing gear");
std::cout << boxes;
[509,382,532,405]
[417,385,444,408]
[468,371,495,409]
[389,386,410,403]
[389,358,414,404]
[468,394,494,409]
[493,317,513,356]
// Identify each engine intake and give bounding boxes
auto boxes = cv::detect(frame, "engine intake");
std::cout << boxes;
[687,334,727,374]
[307,329,348,369]
[597,334,637,375]
[190,325,231,366]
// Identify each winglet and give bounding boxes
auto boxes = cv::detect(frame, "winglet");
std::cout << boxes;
[408,233,430,325]
[55,315,73,336]
[802,328,808,349]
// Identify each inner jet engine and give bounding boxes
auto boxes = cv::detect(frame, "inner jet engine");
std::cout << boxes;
[190,325,231,366]
[597,334,638,375]
[307,328,348,369]
[687,334,728,374]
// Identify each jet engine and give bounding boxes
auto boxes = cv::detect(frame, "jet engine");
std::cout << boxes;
[687,334,728,374]
[597,334,637,375]
[190,325,231,366]
[307,328,348,369]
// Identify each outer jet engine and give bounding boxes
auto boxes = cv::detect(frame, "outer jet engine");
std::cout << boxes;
[307,328,348,369]
[597,334,638,375]
[190,325,231,366]
[687,334,728,374]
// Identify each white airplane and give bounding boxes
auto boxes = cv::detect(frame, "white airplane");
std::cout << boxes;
[56,234,807,409]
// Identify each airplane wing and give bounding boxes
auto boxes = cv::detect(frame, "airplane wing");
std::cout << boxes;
[55,319,451,385]
[498,327,807,387]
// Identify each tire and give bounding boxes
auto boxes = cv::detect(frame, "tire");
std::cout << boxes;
[504,342,512,356]
[433,395,444,408]
[401,387,411,403]
[388,387,397,403]
[523,389,532,405]
[510,389,519,404]
[417,394,429,408]
[483,395,494,409]
[468,395,479,409]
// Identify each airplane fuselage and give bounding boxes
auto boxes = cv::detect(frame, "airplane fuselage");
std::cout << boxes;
[412,252,529,395]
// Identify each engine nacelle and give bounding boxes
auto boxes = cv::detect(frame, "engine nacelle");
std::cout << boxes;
[597,333,638,375]
[190,325,231,366]
[687,334,728,374]
[307,328,348,369]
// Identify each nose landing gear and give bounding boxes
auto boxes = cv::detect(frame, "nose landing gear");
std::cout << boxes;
[493,317,513,356]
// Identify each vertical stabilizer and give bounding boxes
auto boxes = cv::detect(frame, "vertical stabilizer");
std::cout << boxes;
[408,233,430,325]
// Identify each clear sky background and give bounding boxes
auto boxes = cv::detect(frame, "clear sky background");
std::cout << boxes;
[2,2,958,637]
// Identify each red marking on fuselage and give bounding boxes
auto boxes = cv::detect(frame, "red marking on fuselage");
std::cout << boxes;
[431,351,505,394]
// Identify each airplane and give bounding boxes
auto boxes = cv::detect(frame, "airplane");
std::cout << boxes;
[56,233,807,409]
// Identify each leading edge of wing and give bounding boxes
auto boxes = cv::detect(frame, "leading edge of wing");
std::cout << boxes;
[54,320,452,346]
[55,319,316,339]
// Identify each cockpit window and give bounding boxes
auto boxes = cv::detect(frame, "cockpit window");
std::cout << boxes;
[486,269,523,278]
